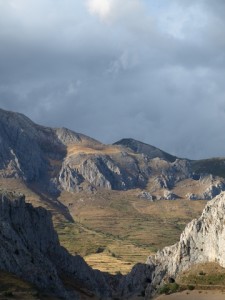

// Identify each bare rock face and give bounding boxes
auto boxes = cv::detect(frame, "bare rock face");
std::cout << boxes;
[57,150,193,194]
[0,109,76,185]
[186,176,225,200]
[150,192,225,273]
[203,182,225,200]
[120,192,225,298]
[59,165,85,192]
[59,153,148,192]
[163,190,179,200]
[138,191,154,201]
[149,158,191,191]
[0,109,48,180]
[0,191,113,299]
[186,193,200,200]
[55,127,100,146]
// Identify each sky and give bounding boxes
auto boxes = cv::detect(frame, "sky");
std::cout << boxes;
[0,0,225,159]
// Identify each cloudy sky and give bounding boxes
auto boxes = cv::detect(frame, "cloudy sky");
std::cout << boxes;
[0,0,225,159]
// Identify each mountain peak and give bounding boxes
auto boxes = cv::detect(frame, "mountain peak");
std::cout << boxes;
[114,138,177,162]
[55,127,101,146]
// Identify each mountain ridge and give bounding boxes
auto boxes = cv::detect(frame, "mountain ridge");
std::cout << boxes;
[114,138,177,162]
[1,107,225,204]
[0,108,188,194]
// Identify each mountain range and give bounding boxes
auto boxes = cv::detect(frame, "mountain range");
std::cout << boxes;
[1,107,225,204]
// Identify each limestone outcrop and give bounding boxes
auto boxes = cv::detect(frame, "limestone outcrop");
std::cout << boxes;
[120,192,225,298]
[186,176,225,200]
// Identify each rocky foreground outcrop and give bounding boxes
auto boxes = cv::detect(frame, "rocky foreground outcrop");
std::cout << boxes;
[0,191,117,299]
[120,191,225,298]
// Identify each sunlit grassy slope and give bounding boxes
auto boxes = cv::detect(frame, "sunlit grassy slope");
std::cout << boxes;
[178,262,225,288]
[57,189,206,274]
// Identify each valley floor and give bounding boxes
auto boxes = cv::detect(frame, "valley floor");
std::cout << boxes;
[58,189,206,274]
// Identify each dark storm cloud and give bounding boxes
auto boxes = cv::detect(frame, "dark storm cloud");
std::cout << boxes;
[0,0,225,159]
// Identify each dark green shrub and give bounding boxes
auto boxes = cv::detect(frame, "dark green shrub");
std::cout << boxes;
[159,283,180,295]
[188,285,195,290]
[3,290,14,297]
[199,271,206,276]
[96,246,105,253]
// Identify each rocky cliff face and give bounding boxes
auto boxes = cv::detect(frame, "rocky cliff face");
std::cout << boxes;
[59,151,149,192]
[120,191,225,298]
[150,191,225,273]
[186,175,225,200]
[0,191,115,299]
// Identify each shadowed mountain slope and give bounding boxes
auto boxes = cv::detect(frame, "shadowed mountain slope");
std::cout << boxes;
[0,191,117,300]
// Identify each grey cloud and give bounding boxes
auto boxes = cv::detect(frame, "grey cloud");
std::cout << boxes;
[0,0,225,159]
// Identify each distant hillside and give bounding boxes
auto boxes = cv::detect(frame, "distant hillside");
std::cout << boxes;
[0,107,225,202]
[191,157,225,179]
[0,108,188,194]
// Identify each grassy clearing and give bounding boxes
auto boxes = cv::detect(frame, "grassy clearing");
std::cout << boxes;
[178,263,225,288]
[67,144,122,156]
[84,252,133,274]
[157,263,225,297]
[158,283,182,295]
[55,220,151,274]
